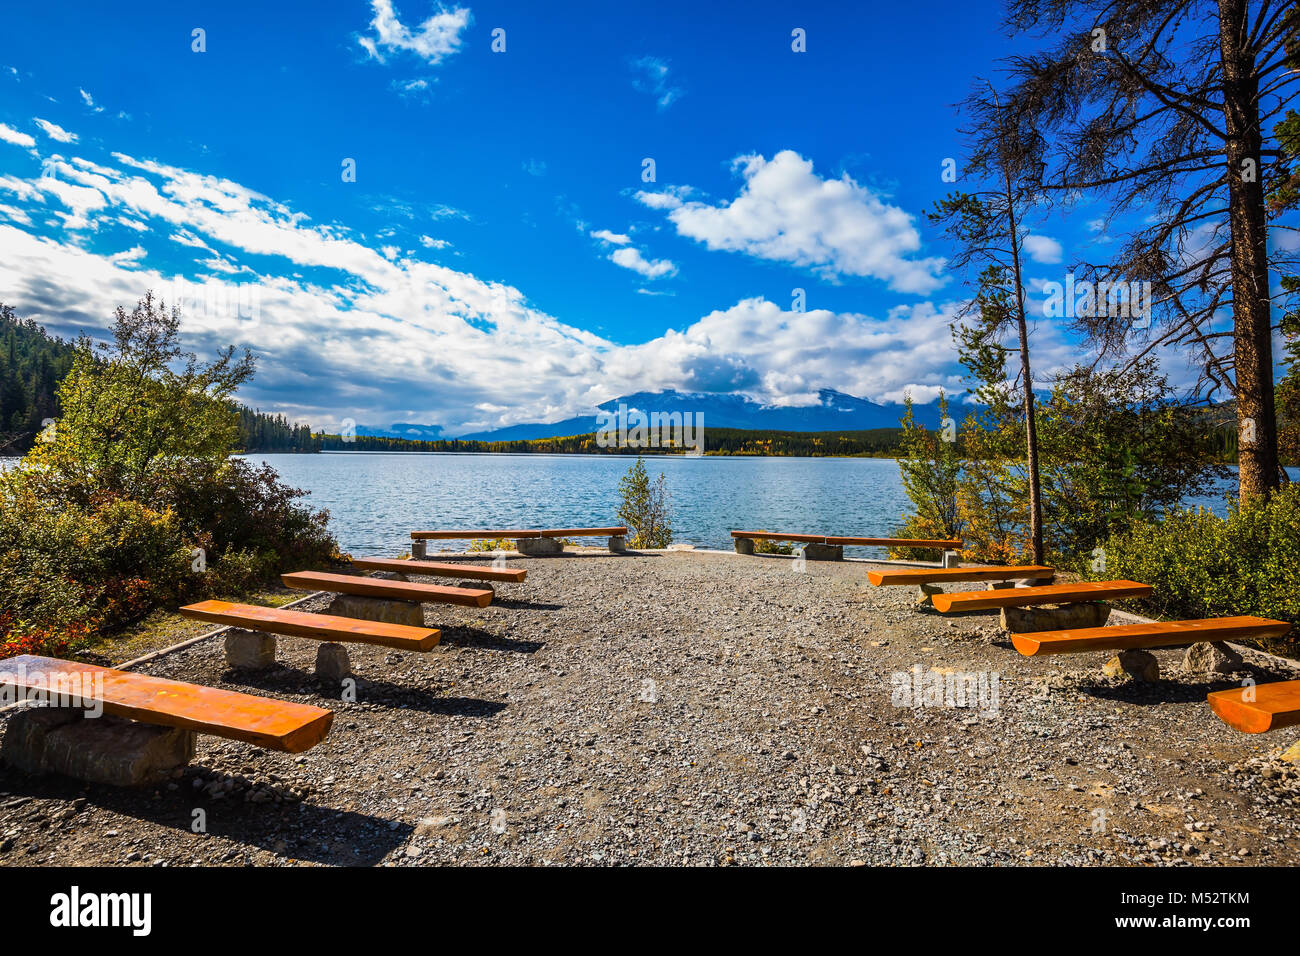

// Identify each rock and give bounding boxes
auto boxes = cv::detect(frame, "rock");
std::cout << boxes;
[1,709,194,787]
[800,543,843,561]
[942,551,961,569]
[1279,739,1300,764]
[1103,649,1160,682]
[1001,602,1110,633]
[327,594,423,627]
[315,643,353,683]
[916,583,942,607]
[1182,641,1244,675]
[733,537,755,555]
[516,536,564,556]
[224,629,277,670]
[609,535,627,553]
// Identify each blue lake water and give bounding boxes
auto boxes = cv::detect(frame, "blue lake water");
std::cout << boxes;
[246,452,1275,557]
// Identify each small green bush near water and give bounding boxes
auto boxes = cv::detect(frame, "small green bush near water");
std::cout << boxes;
[617,456,673,549]
[1098,484,1300,656]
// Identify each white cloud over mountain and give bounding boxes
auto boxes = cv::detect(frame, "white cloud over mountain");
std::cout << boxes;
[0,129,1041,434]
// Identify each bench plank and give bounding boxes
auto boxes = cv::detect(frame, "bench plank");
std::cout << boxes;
[1208,680,1300,734]
[538,527,627,537]
[930,579,1152,613]
[412,529,542,540]
[281,571,493,608]
[351,556,526,583]
[0,655,333,752]
[1011,616,1291,657]
[868,565,1054,587]
[179,601,441,651]
[731,530,961,548]
[825,535,964,548]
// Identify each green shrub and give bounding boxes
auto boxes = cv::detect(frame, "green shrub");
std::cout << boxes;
[1098,485,1300,655]
[752,534,795,555]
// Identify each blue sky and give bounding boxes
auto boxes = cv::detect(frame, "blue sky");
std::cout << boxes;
[0,0,1244,434]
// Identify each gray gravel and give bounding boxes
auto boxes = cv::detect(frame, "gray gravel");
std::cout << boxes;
[2,547,1299,866]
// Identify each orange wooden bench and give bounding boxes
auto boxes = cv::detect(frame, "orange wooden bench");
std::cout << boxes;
[1011,616,1291,657]
[731,530,962,548]
[410,527,626,540]
[409,526,629,557]
[351,556,526,583]
[930,579,1152,613]
[0,654,333,752]
[179,601,441,650]
[867,565,1054,587]
[281,571,493,608]
[1208,680,1300,733]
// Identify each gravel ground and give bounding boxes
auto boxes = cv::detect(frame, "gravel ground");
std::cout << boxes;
[2,547,1299,867]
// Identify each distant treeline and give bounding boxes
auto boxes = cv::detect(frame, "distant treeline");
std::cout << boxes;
[236,407,321,453]
[0,305,76,454]
[313,427,906,457]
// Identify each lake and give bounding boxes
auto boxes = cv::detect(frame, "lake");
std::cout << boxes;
[244,452,1270,557]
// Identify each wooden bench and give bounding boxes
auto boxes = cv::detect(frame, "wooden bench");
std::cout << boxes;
[930,579,1152,614]
[1208,680,1300,734]
[351,556,526,583]
[1010,615,1291,657]
[0,654,333,754]
[281,571,493,608]
[867,565,1054,587]
[731,530,962,560]
[179,601,442,650]
[409,526,629,557]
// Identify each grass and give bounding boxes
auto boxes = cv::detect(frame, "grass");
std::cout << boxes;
[76,586,304,666]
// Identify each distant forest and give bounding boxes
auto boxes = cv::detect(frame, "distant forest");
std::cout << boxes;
[315,427,906,457]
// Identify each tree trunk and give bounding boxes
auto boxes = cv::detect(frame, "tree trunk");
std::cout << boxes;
[1220,0,1281,500]
[1004,172,1046,564]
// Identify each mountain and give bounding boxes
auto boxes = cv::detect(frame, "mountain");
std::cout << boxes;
[362,389,930,442]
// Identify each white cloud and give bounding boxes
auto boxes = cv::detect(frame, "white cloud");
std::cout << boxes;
[358,1,471,65]
[630,56,682,110]
[1023,233,1063,264]
[590,228,631,245]
[79,89,104,113]
[610,246,677,279]
[419,234,450,249]
[0,123,35,149]
[637,150,945,293]
[33,118,77,143]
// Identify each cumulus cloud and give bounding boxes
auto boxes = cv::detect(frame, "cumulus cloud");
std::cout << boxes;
[1023,233,1063,264]
[358,1,471,65]
[0,123,35,149]
[635,150,946,293]
[33,118,77,143]
[590,228,630,245]
[609,246,677,279]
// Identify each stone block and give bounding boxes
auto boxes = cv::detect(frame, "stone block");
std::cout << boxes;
[1103,649,1160,682]
[800,543,843,561]
[2,708,194,786]
[1182,641,1244,675]
[224,628,277,670]
[327,594,424,627]
[315,643,353,683]
[609,535,627,553]
[517,536,564,556]
[733,537,755,555]
[411,539,428,559]
[942,551,961,569]
[1000,602,1111,633]
[916,582,943,607]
